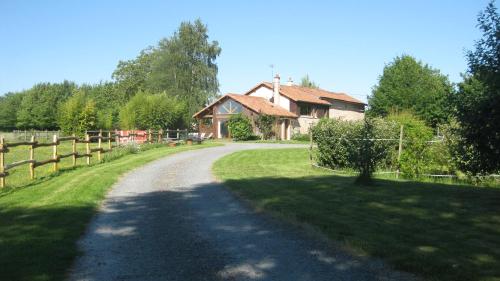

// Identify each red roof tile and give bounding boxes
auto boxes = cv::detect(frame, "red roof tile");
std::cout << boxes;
[246,82,365,105]
[193,94,297,118]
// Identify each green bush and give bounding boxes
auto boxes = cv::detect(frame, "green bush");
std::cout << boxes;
[255,114,276,140]
[311,118,398,173]
[227,114,254,141]
[291,133,310,142]
[388,112,434,178]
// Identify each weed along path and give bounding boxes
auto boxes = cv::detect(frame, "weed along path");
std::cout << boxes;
[69,143,414,281]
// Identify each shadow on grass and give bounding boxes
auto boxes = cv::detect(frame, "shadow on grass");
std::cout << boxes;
[1,181,414,281]
[222,175,500,281]
[2,173,499,281]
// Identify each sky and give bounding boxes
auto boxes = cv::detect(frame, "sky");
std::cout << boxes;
[0,0,495,102]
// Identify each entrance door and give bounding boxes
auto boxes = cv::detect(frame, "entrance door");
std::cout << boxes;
[218,120,229,138]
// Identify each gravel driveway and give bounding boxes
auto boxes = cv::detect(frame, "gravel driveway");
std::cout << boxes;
[68,143,415,281]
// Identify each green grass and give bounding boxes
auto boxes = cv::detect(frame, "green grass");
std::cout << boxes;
[213,148,500,281]
[0,142,221,281]
[3,141,105,188]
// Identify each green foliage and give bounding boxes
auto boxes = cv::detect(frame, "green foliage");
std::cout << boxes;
[368,55,453,127]
[291,133,310,142]
[227,114,253,141]
[311,118,398,172]
[113,19,221,123]
[16,81,76,129]
[388,112,434,178]
[119,92,185,130]
[58,90,97,135]
[255,114,276,139]
[353,118,399,183]
[0,92,23,130]
[300,74,319,89]
[453,1,500,175]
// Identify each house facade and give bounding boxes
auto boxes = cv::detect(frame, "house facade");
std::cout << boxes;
[193,75,365,140]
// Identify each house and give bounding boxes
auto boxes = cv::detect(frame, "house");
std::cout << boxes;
[193,74,365,140]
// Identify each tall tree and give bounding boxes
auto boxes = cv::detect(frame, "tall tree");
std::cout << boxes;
[368,55,453,127]
[0,93,23,130]
[454,1,500,174]
[58,89,97,135]
[148,19,221,120]
[300,74,319,88]
[112,47,158,99]
[112,19,221,124]
[16,81,76,129]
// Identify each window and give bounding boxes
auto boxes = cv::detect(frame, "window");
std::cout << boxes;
[300,104,313,116]
[217,99,243,114]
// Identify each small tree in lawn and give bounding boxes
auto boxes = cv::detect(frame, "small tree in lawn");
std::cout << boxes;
[352,118,399,184]
[255,114,276,140]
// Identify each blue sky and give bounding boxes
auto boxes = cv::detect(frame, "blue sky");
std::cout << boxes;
[0,0,495,102]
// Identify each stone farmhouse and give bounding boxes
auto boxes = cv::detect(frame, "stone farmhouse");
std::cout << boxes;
[193,75,365,140]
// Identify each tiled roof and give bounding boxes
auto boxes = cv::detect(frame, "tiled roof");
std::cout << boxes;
[227,94,297,117]
[249,82,365,105]
[192,94,297,118]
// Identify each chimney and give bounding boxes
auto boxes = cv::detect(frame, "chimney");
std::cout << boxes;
[287,77,294,86]
[273,74,280,105]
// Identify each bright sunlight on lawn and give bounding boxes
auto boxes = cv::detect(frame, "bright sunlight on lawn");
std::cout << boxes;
[0,142,221,281]
[213,148,500,281]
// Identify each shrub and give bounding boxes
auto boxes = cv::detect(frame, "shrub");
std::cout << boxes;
[227,114,253,141]
[388,112,434,178]
[311,118,398,173]
[353,118,399,183]
[255,114,276,140]
[291,133,310,142]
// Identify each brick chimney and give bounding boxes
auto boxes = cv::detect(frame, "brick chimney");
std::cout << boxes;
[273,74,280,105]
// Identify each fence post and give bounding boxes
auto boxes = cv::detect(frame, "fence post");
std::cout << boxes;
[72,134,77,167]
[309,124,313,165]
[396,124,404,179]
[97,130,102,162]
[108,131,112,151]
[0,136,5,188]
[86,134,91,165]
[176,129,179,139]
[53,134,58,172]
[30,136,35,180]
[158,129,163,143]
[148,129,152,144]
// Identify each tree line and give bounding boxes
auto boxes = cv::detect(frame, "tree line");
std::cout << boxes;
[366,1,499,176]
[0,19,220,135]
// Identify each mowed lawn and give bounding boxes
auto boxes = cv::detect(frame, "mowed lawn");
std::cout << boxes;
[213,148,500,281]
[0,142,221,281]
[2,140,105,188]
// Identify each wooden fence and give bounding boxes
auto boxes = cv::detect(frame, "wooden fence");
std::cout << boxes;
[0,129,190,188]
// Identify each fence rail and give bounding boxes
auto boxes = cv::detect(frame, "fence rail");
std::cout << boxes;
[0,129,189,188]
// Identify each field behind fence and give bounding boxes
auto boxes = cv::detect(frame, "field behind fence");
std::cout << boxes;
[0,129,190,188]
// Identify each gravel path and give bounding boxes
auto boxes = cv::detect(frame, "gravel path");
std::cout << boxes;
[68,143,415,281]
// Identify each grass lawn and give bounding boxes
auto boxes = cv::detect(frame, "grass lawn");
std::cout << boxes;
[0,142,221,281]
[213,148,500,281]
[3,141,105,188]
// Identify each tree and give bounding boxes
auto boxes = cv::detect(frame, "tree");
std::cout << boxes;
[112,48,157,99]
[16,81,76,129]
[368,55,453,127]
[112,19,221,123]
[148,19,221,120]
[453,1,500,174]
[0,93,23,130]
[58,90,97,135]
[300,75,319,88]
[119,92,185,130]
